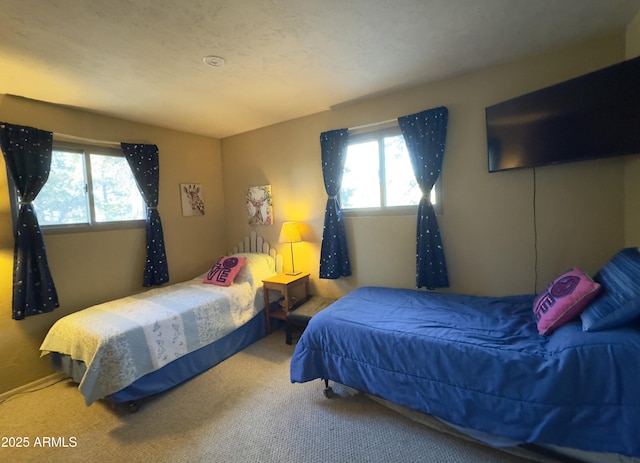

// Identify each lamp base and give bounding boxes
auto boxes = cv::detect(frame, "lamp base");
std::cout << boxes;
[285,271,302,276]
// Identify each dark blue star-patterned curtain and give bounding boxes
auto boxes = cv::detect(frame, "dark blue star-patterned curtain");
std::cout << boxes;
[121,143,169,286]
[319,129,352,279]
[398,107,449,289]
[0,122,59,320]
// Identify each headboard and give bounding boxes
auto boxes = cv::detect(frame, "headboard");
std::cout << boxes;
[232,230,283,274]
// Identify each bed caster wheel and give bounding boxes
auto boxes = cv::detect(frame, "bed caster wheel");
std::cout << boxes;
[127,401,140,413]
[323,386,335,398]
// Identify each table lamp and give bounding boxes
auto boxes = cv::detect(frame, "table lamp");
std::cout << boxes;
[279,222,302,275]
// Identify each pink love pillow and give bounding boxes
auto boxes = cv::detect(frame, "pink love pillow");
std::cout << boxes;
[203,256,246,287]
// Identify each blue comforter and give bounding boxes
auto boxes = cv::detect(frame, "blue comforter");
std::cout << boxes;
[290,286,640,457]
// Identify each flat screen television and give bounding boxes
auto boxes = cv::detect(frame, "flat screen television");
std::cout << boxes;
[486,55,640,172]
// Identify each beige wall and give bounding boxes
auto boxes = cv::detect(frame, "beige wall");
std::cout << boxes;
[222,33,629,300]
[625,10,640,247]
[0,95,224,394]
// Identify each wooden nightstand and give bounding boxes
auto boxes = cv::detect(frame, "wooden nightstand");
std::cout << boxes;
[262,273,310,333]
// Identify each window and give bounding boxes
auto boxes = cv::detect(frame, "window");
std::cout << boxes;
[340,126,441,213]
[13,141,146,230]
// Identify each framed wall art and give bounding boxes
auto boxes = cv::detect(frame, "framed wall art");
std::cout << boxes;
[246,185,273,225]
[181,183,205,216]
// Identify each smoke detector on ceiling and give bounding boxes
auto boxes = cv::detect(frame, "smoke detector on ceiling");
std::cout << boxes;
[203,56,226,67]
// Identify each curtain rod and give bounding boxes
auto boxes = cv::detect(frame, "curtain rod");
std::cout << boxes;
[53,132,122,147]
[348,118,398,132]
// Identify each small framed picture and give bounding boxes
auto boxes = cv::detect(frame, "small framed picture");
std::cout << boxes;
[246,185,273,225]
[181,184,204,216]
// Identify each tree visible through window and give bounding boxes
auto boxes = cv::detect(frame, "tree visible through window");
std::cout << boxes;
[340,127,438,211]
[89,153,145,222]
[35,149,88,225]
[31,142,146,228]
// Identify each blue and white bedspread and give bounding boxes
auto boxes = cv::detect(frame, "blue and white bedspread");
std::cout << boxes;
[290,286,640,457]
[41,277,261,405]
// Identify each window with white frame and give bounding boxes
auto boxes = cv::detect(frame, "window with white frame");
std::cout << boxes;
[12,141,146,230]
[340,126,441,213]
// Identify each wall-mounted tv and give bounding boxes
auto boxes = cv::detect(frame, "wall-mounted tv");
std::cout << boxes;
[486,55,640,173]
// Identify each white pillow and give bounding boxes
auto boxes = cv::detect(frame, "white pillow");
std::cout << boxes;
[232,253,276,287]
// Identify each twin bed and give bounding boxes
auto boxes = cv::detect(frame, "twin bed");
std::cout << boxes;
[40,232,282,408]
[290,248,640,461]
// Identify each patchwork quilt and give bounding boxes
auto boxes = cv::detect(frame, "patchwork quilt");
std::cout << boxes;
[41,277,259,404]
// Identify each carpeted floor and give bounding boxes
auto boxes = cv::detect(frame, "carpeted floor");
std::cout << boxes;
[0,330,558,462]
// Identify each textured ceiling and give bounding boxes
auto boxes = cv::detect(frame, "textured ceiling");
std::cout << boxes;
[0,0,639,139]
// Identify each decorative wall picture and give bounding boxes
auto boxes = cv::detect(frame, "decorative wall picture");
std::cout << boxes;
[181,183,205,216]
[246,185,273,225]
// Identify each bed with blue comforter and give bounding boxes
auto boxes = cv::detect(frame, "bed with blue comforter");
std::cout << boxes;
[290,285,640,458]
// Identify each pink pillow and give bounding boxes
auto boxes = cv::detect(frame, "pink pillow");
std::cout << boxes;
[203,256,246,287]
[533,268,601,335]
